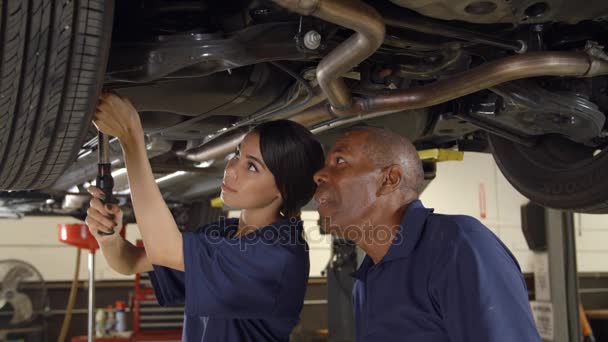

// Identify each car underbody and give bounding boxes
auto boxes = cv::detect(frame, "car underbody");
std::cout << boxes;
[2,0,608,222]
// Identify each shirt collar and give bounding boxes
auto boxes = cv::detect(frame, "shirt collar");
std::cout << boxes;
[351,200,433,280]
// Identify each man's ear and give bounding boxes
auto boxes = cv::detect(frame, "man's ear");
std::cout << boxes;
[377,164,403,196]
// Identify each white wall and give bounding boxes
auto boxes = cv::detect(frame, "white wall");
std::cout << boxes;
[2,151,607,281]
[0,211,331,281]
[0,216,142,281]
[420,152,608,273]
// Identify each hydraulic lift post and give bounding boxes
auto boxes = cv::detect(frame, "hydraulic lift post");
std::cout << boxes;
[545,209,581,342]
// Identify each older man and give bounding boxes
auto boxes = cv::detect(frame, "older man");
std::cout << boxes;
[313,126,540,342]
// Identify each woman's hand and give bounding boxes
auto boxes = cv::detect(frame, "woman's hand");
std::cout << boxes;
[85,186,125,242]
[94,93,143,144]
[85,186,154,275]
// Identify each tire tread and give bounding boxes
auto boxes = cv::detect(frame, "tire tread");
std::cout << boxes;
[0,0,112,190]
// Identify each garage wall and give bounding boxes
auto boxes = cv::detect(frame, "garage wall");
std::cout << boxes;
[0,216,143,281]
[420,152,608,273]
[1,152,607,281]
[0,211,332,281]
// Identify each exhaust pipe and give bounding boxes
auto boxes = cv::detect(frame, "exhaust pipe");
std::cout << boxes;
[176,128,249,163]
[179,0,385,163]
[178,0,608,164]
[289,51,608,126]
[272,0,385,116]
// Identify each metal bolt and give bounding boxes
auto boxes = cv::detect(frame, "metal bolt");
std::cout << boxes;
[303,30,322,50]
[303,68,316,81]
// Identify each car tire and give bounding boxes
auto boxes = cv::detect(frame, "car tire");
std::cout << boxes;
[0,0,113,190]
[489,133,608,213]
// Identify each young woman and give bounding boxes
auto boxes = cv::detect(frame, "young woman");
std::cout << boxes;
[85,93,325,341]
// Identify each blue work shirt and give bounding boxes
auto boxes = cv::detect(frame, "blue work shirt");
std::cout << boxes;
[149,217,309,342]
[352,200,540,342]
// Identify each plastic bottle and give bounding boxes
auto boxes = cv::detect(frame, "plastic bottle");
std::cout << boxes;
[115,300,127,332]
[95,308,106,337]
[105,304,115,333]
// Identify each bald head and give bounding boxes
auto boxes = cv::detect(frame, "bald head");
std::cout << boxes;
[344,126,424,195]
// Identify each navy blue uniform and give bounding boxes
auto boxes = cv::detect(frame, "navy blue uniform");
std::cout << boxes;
[149,217,309,341]
[352,200,540,342]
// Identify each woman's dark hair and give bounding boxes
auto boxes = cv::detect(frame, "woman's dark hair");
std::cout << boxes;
[253,120,325,218]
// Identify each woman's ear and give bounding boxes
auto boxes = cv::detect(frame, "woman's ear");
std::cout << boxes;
[377,164,403,196]
[272,190,283,208]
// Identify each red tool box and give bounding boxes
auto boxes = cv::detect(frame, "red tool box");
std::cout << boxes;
[131,240,183,341]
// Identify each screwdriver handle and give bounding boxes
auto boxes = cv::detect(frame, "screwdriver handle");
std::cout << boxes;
[96,132,118,236]
[96,164,117,205]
